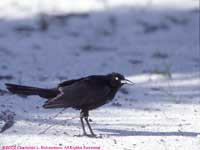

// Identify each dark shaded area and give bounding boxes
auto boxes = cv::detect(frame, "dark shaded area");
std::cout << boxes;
[137,20,169,33]
[0,75,14,80]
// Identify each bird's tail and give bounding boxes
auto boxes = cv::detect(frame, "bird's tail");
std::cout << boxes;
[5,83,58,99]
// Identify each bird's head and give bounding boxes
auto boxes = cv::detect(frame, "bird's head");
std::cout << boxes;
[107,72,134,88]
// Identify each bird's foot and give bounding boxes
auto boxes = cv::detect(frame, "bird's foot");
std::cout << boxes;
[74,133,102,138]
[86,134,97,138]
[85,134,102,138]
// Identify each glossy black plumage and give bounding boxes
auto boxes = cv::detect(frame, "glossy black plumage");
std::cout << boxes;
[5,72,133,137]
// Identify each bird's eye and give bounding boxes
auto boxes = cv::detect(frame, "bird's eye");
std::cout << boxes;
[115,77,119,80]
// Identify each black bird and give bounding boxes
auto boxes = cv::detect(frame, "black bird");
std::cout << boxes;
[5,72,133,137]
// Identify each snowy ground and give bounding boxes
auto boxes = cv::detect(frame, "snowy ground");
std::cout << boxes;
[0,0,200,150]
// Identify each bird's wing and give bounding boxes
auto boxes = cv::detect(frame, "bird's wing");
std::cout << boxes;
[58,78,84,87]
[43,78,111,109]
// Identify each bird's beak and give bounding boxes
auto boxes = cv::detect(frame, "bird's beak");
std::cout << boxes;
[121,79,134,85]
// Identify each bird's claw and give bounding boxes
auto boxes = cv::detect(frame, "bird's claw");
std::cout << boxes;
[86,134,97,138]
[74,133,102,138]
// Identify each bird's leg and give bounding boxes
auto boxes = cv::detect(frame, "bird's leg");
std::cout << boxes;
[83,111,96,137]
[80,110,87,136]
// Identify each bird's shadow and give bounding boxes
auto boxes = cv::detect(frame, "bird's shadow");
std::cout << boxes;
[97,128,200,137]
